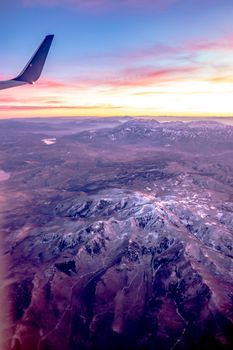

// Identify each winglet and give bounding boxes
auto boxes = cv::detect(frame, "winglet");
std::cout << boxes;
[14,34,54,84]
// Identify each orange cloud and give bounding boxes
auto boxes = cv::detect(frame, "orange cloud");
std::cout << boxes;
[0,104,123,111]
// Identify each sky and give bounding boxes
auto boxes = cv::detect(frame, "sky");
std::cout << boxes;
[1,0,233,118]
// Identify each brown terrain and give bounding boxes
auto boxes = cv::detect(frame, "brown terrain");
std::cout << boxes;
[0,117,233,350]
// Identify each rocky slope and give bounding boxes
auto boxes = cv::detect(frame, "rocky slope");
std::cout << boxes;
[0,118,233,350]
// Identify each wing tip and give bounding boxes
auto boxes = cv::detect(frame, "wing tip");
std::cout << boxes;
[0,34,55,90]
[15,34,55,84]
[45,34,55,40]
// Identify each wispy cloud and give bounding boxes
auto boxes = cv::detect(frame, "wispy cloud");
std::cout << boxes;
[21,0,178,12]
[80,34,233,66]
[37,80,67,89]
[76,65,198,88]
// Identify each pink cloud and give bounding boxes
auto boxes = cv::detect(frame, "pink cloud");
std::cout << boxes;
[111,66,197,87]
[185,35,233,53]
[72,64,198,88]
[37,79,67,89]
[0,96,21,103]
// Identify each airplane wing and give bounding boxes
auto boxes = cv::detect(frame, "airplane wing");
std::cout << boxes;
[0,34,54,91]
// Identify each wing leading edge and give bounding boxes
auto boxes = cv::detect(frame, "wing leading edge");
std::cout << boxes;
[0,35,54,91]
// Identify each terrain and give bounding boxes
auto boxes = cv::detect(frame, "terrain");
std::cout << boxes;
[0,117,233,350]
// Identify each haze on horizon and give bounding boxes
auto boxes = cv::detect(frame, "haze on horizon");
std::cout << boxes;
[1,0,233,118]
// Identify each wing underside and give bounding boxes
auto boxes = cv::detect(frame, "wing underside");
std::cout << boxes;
[0,80,27,90]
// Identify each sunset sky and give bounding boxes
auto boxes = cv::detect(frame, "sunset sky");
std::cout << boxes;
[1,0,233,118]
